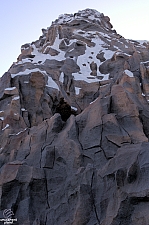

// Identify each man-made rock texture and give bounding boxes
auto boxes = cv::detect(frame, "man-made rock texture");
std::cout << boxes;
[1,8,149,224]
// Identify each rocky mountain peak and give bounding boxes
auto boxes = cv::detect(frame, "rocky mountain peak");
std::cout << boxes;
[52,8,112,29]
[1,8,149,225]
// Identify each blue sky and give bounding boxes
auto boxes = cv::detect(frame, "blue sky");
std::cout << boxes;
[0,0,149,76]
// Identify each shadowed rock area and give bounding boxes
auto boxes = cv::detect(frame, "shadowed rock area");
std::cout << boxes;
[0,8,149,225]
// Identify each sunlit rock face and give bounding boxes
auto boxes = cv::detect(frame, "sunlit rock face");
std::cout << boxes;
[0,8,149,225]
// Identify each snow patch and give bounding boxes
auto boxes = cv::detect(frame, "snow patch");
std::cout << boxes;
[78,9,101,20]
[11,68,46,78]
[21,108,27,111]
[12,96,20,100]
[90,98,98,104]
[74,35,107,81]
[73,72,99,83]
[116,52,131,57]
[136,40,149,45]
[16,40,65,66]
[124,69,134,77]
[103,49,115,59]
[71,106,77,111]
[5,87,16,91]
[99,32,111,39]
[56,14,73,24]
[101,74,110,81]
[2,124,9,131]
[141,61,149,64]
[9,128,27,136]
[59,72,64,83]
[46,76,59,90]
[75,87,81,95]
[55,9,102,25]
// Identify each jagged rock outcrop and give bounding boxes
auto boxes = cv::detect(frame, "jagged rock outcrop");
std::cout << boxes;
[1,8,149,225]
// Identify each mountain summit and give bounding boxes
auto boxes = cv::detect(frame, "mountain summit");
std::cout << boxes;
[0,9,149,224]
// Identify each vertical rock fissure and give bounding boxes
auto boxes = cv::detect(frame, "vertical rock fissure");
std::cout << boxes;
[24,135,32,159]
[40,121,49,168]
[100,115,104,147]
[45,120,49,143]
[99,115,108,160]
[93,83,100,100]
[91,170,100,225]
[138,113,149,139]
[44,169,50,209]
[75,120,84,152]
[45,213,48,225]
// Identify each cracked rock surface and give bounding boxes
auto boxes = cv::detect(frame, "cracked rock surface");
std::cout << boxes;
[1,8,149,225]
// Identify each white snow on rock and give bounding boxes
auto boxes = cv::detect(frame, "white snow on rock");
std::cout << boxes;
[11,67,61,90]
[54,9,102,25]
[141,61,149,64]
[46,76,59,90]
[56,14,74,24]
[125,45,129,49]
[59,72,64,83]
[75,87,81,95]
[72,72,99,83]
[99,32,111,39]
[17,38,65,66]
[124,69,134,77]
[9,128,27,136]
[5,87,16,91]
[78,9,101,16]
[12,96,20,100]
[21,108,27,111]
[71,106,77,111]
[71,32,115,83]
[42,36,65,61]
[73,71,109,83]
[115,51,131,57]
[29,44,47,64]
[136,40,149,45]
[0,117,4,120]
[11,9,148,95]
[13,11,119,86]
[102,49,115,60]
[31,36,65,63]
[101,74,110,81]
[11,68,46,78]
[2,124,9,131]
[78,9,101,21]
[74,38,101,78]
[90,97,99,104]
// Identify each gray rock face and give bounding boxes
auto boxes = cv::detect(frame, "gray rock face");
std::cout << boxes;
[1,8,149,225]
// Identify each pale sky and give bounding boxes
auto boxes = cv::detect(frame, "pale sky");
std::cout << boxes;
[0,0,149,76]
